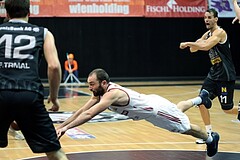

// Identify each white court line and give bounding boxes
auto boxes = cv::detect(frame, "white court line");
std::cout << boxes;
[2,141,240,151]
[163,88,200,97]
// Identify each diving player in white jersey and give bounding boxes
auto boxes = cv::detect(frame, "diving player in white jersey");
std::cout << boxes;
[56,68,220,157]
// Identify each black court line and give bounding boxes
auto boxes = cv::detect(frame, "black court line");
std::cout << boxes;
[22,150,240,160]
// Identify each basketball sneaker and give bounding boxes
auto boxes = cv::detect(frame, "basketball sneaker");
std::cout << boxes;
[8,127,25,140]
[199,89,212,109]
[206,132,220,157]
[196,139,205,144]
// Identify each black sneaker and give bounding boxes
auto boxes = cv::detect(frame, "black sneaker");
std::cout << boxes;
[199,89,212,109]
[206,132,220,157]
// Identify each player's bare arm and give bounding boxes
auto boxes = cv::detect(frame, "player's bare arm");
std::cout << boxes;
[44,31,62,111]
[56,96,99,130]
[205,28,226,46]
[188,31,210,52]
[189,38,206,52]
[70,91,120,126]
[232,0,240,24]
[179,31,207,52]
[57,90,121,138]
[44,31,61,99]
[180,29,224,52]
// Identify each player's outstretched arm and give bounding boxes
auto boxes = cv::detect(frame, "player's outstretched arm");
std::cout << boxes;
[232,0,240,24]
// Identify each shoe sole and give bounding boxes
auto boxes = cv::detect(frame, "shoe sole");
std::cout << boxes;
[196,139,205,144]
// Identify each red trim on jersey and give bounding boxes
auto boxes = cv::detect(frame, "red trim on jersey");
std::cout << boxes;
[157,111,182,124]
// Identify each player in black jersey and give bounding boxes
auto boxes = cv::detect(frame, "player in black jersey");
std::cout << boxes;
[0,0,68,159]
[232,0,240,121]
[180,8,239,143]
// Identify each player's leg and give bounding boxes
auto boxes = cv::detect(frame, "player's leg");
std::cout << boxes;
[196,105,211,144]
[184,124,208,141]
[0,91,17,147]
[195,78,217,144]
[217,81,238,116]
[149,96,219,157]
[199,104,211,132]
[0,121,11,147]
[0,120,12,147]
[177,100,196,112]
[198,78,217,135]
[15,91,68,159]
[184,124,220,157]
[46,149,68,160]
[177,89,211,113]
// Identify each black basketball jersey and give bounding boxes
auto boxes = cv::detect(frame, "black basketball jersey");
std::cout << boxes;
[207,30,236,81]
[0,20,46,96]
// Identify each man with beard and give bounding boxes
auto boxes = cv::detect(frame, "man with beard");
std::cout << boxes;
[56,68,219,157]
[179,8,238,144]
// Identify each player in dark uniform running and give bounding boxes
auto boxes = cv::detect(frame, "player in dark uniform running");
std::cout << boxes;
[180,8,239,143]
[0,0,68,159]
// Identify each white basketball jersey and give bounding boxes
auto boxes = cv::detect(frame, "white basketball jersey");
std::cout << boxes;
[107,83,191,133]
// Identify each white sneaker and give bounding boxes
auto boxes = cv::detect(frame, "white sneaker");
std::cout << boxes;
[231,119,240,123]
[195,139,205,144]
[8,128,25,140]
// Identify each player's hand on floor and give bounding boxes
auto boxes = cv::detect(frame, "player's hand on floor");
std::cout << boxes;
[47,96,60,111]
[56,127,67,139]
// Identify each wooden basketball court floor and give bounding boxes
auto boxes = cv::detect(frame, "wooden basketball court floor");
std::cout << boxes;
[1,81,240,160]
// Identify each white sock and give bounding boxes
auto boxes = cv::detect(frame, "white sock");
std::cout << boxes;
[205,134,213,144]
[205,125,212,135]
[190,97,202,105]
